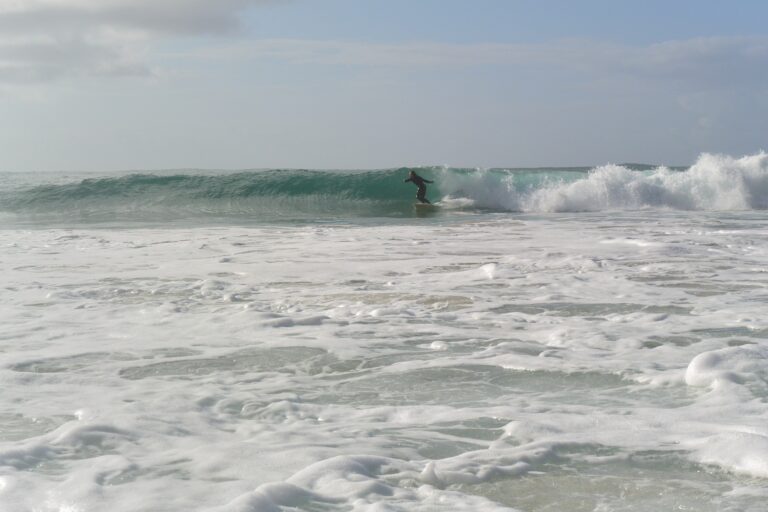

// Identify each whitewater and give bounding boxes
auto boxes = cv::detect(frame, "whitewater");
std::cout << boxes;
[2,152,768,511]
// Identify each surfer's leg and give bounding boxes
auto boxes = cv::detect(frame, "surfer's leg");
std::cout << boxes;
[417,188,430,204]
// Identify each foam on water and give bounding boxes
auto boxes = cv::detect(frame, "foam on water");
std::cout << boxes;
[438,152,768,212]
[2,155,768,511]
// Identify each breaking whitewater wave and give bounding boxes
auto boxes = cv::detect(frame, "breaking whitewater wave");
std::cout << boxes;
[440,152,768,212]
[1,152,767,224]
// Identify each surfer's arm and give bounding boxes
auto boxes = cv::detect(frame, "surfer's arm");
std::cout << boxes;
[403,178,412,183]
[425,179,434,183]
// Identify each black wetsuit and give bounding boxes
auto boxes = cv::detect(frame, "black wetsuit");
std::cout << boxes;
[404,173,433,204]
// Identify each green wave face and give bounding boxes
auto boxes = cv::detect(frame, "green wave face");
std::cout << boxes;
[12,169,411,201]
[0,168,459,224]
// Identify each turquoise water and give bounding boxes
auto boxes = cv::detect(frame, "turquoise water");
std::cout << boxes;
[0,167,587,225]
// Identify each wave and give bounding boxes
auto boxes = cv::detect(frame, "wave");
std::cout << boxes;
[2,152,767,223]
[439,152,768,212]
[1,169,422,222]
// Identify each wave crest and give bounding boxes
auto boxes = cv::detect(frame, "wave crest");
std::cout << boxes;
[439,152,768,212]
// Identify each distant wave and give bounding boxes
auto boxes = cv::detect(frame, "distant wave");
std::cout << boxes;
[2,152,767,223]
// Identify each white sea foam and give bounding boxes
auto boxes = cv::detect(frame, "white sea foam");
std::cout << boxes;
[1,170,768,510]
[438,152,768,212]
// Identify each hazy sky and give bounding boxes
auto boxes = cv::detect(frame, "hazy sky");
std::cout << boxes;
[1,0,767,170]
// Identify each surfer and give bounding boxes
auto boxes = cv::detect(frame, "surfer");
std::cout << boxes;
[404,170,433,204]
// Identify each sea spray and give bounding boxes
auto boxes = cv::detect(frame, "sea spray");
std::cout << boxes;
[437,152,768,212]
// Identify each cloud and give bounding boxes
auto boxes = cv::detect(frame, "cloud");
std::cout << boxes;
[0,0,275,83]
[218,37,768,76]
[0,34,151,84]
[1,0,766,91]
[0,0,267,36]
[606,37,768,87]
[207,36,768,87]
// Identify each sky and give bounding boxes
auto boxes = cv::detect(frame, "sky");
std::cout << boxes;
[1,0,767,171]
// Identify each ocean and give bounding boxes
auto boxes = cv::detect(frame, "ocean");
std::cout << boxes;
[1,152,768,511]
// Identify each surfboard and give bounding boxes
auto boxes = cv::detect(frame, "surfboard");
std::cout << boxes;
[413,203,439,215]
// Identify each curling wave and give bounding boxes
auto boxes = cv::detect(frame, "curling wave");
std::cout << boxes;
[1,152,767,223]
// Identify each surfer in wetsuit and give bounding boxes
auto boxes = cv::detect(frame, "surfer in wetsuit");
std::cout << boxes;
[404,170,433,204]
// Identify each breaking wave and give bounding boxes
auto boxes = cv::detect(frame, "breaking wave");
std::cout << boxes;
[439,152,768,212]
[2,152,767,223]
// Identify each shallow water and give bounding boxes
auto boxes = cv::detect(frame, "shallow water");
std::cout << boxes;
[2,204,768,510]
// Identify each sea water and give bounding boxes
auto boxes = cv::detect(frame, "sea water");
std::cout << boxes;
[1,152,768,511]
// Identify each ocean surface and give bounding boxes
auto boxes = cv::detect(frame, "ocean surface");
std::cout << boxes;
[2,152,768,511]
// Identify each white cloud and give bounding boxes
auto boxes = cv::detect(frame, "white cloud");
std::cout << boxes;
[177,35,768,90]
[0,0,266,35]
[208,36,768,86]
[0,0,275,83]
[1,0,766,90]
[613,37,768,85]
